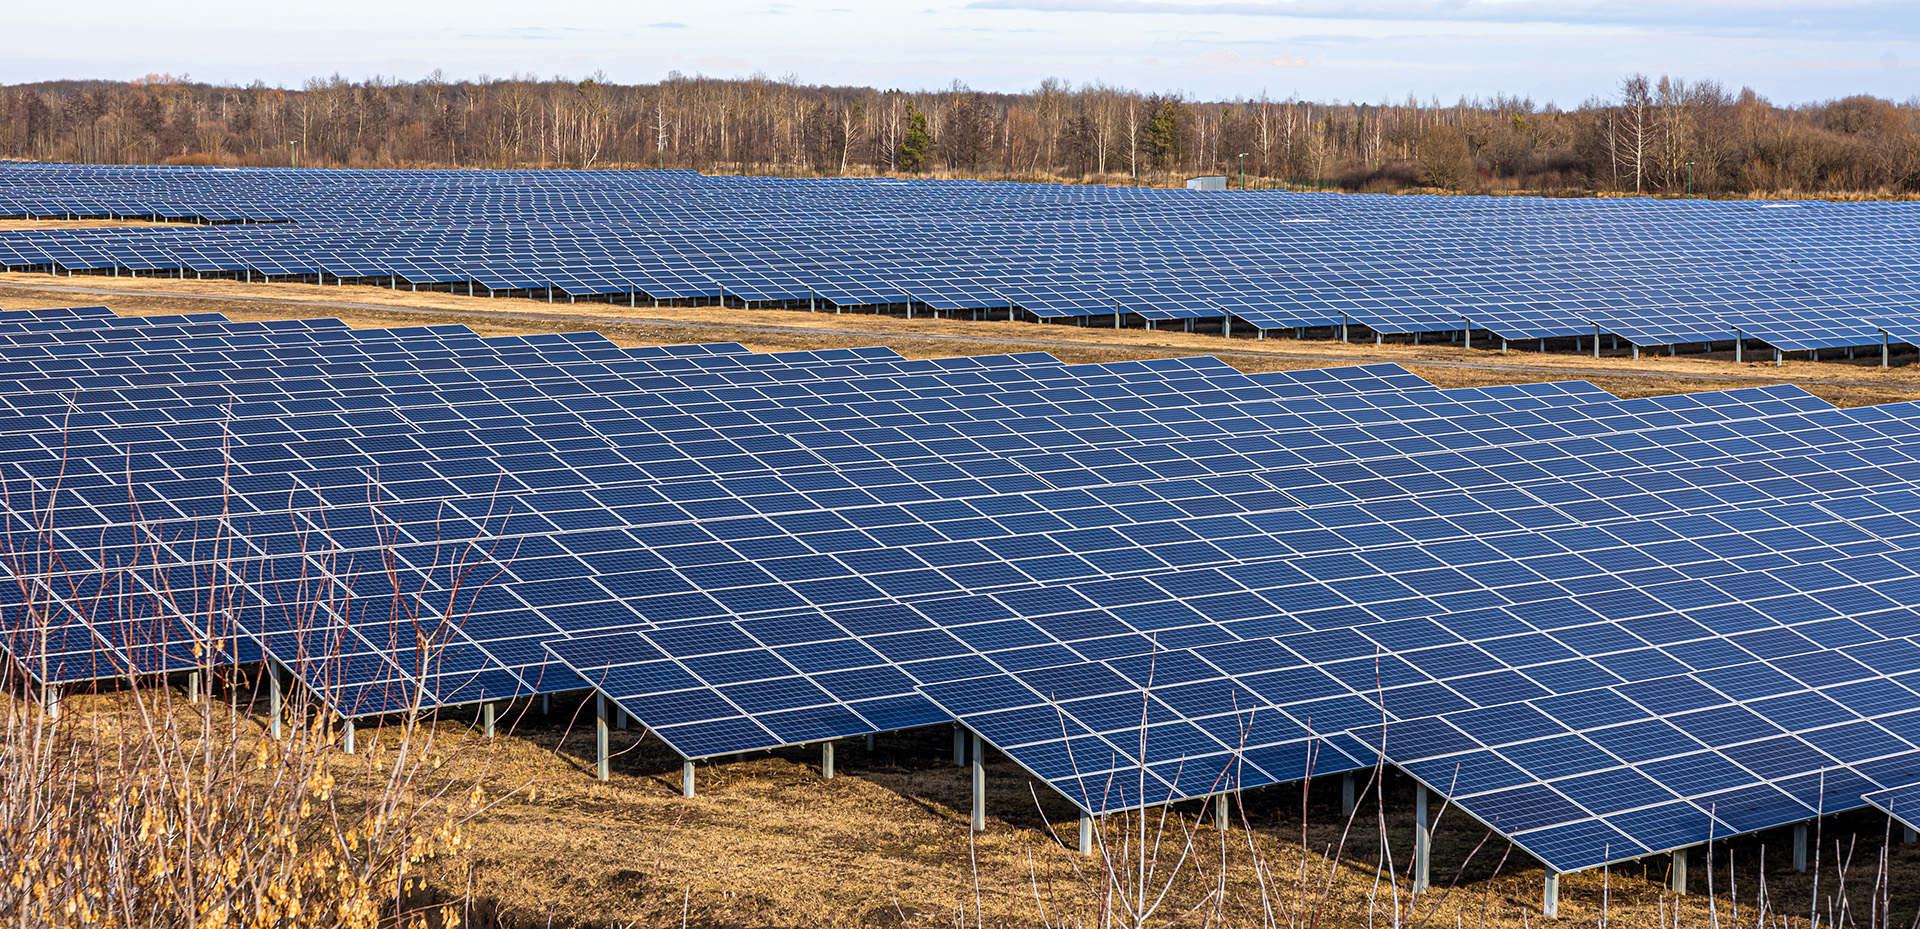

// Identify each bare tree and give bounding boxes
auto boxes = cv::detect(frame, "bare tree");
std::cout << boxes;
[1619,73,1654,193]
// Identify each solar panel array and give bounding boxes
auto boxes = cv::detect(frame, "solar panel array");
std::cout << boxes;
[3,164,1920,352]
[11,301,1920,880]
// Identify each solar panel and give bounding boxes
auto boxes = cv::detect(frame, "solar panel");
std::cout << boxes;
[14,292,1920,889]
[1863,781,1920,832]
[4,167,1920,352]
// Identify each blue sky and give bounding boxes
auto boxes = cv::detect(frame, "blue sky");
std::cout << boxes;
[12,0,1917,106]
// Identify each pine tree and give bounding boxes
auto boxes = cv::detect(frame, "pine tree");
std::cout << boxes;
[898,103,932,172]
[1144,100,1182,169]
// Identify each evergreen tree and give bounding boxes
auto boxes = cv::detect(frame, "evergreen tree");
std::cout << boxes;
[898,103,932,172]
[1143,99,1184,169]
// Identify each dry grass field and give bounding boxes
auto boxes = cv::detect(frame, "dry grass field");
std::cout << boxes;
[39,683,1920,929]
[8,267,1920,928]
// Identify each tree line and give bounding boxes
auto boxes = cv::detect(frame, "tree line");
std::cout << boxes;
[0,71,1916,196]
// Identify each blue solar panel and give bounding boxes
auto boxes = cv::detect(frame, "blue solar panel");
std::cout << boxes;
[16,298,1920,885]
[4,167,1920,351]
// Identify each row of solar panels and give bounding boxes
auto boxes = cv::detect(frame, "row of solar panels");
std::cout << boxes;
[3,224,1917,350]
[2,165,1919,352]
[10,305,1920,880]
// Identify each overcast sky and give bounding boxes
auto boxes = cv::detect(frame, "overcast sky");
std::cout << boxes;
[12,0,1917,106]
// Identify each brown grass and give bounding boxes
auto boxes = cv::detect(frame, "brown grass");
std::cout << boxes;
[37,687,1920,929]
[34,687,1917,929]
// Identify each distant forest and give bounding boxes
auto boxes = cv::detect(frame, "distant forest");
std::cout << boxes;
[1,72,1916,197]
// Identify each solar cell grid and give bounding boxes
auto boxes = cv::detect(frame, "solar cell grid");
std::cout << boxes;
[3,350,1443,691]
[5,167,1920,351]
[11,229,1920,887]
[529,403,1920,844]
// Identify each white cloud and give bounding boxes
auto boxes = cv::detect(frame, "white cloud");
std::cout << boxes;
[4,0,1916,106]
[1199,48,1310,68]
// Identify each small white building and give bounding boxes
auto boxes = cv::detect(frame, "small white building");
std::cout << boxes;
[1184,175,1228,191]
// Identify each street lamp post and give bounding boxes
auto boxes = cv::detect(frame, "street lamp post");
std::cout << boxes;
[1686,161,1694,198]
[1238,153,1248,190]
[288,140,298,168]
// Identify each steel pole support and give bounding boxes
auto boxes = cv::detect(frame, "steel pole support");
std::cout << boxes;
[1413,784,1431,894]
[970,734,986,831]
[595,694,610,782]
[267,663,282,740]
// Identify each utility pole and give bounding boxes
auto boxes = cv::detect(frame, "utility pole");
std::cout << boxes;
[1686,161,1694,198]
[288,140,298,168]
[1238,153,1247,190]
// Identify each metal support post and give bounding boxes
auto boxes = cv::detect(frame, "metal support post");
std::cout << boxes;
[1413,784,1431,894]
[188,670,200,704]
[1905,823,1917,844]
[954,724,966,766]
[1793,821,1809,872]
[1735,329,1743,362]
[1342,772,1356,817]
[866,733,876,751]
[683,761,696,797]
[341,716,356,754]
[1884,331,1891,368]
[1341,312,1349,343]
[1080,812,1095,855]
[595,694,610,782]
[1671,847,1687,894]
[541,694,550,715]
[1632,345,1640,360]
[970,734,986,831]
[43,684,59,720]
[822,741,835,779]
[618,705,628,730]
[1593,324,1600,359]
[1543,872,1560,918]
[1775,348,1783,367]
[268,663,283,739]
[482,701,495,738]
[1223,313,1230,339]
[1215,793,1231,832]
